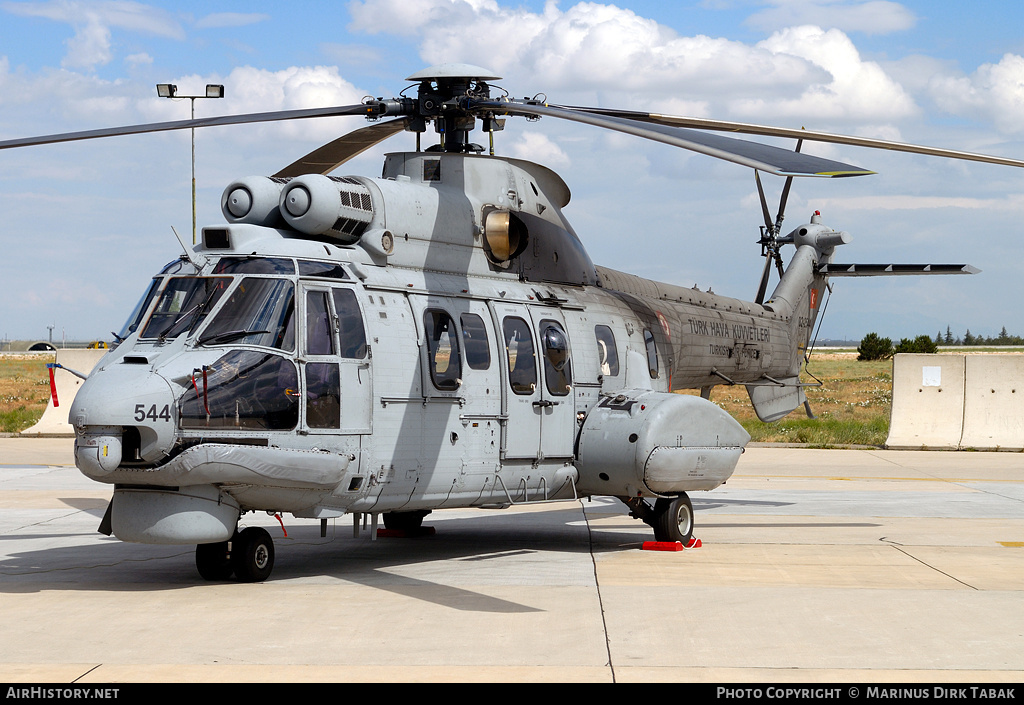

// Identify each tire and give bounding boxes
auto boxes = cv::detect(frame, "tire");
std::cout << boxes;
[383,510,429,532]
[195,541,233,581]
[232,527,275,582]
[652,494,694,544]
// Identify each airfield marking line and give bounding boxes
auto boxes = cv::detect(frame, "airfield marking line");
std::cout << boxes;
[740,474,1024,484]
[72,664,102,684]
[0,548,193,577]
[581,498,616,683]
[0,507,100,536]
[885,543,979,591]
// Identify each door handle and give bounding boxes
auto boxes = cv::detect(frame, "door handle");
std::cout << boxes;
[532,400,558,408]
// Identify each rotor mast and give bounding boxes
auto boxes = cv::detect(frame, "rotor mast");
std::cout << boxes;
[403,64,503,154]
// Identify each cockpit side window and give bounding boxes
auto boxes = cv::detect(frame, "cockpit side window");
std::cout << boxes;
[117,278,161,341]
[305,290,335,356]
[332,288,367,359]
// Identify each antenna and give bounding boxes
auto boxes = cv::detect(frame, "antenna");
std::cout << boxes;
[171,226,207,269]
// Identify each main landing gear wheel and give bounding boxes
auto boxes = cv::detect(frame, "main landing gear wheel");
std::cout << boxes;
[195,540,233,581]
[232,526,275,583]
[652,493,694,544]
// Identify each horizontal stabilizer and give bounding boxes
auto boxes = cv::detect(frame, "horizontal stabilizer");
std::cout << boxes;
[817,263,979,276]
[747,376,806,423]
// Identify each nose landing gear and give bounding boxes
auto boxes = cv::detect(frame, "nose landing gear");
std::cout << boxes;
[195,526,276,583]
[620,492,694,544]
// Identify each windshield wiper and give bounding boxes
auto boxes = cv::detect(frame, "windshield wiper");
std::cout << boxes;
[160,280,227,342]
[198,329,270,346]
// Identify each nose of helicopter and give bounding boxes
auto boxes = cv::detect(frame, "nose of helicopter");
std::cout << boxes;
[69,363,177,480]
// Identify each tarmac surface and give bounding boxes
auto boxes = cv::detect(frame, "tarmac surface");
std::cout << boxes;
[1,437,1023,684]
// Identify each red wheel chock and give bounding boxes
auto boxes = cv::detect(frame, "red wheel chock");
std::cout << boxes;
[642,537,702,551]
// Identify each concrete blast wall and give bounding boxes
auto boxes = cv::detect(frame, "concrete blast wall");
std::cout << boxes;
[886,353,1024,451]
[20,349,107,437]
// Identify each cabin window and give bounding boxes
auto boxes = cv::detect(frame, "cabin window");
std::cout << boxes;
[644,329,659,379]
[541,320,572,396]
[141,276,231,340]
[305,362,340,429]
[305,290,335,356]
[594,325,619,376]
[502,317,537,395]
[333,288,367,359]
[424,309,461,391]
[198,278,295,351]
[461,313,491,370]
[179,351,299,430]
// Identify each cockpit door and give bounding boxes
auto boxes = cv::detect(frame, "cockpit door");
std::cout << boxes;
[299,284,371,435]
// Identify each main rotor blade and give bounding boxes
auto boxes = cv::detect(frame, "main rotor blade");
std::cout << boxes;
[274,117,410,178]
[0,104,378,151]
[558,106,1024,171]
[474,101,872,177]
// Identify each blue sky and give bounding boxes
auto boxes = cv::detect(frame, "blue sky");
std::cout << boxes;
[1,0,1023,344]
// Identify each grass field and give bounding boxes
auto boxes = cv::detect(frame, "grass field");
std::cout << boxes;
[689,352,893,446]
[0,355,53,433]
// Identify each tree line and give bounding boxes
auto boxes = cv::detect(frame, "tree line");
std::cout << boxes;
[858,327,1023,361]
[935,326,1024,346]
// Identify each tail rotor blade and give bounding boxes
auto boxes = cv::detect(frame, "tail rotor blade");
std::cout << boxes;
[755,255,773,305]
[774,139,801,231]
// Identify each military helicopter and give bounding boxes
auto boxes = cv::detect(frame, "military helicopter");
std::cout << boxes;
[3,63,1021,582]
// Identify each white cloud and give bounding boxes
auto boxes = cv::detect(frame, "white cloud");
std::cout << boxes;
[928,54,1024,135]
[154,65,372,145]
[814,193,1024,211]
[195,12,270,29]
[342,0,920,129]
[124,52,153,67]
[2,1,185,69]
[508,131,570,167]
[746,0,917,35]
[63,14,113,68]
[349,0,502,37]
[735,26,917,123]
[348,0,827,105]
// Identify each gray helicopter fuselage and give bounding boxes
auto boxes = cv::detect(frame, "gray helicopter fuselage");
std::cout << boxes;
[69,151,830,545]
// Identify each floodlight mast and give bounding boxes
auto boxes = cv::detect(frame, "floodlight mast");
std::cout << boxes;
[156,83,225,243]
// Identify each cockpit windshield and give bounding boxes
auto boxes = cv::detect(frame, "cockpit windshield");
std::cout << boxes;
[140,277,231,340]
[197,277,295,350]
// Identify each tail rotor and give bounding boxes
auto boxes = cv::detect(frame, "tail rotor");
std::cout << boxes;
[754,139,803,304]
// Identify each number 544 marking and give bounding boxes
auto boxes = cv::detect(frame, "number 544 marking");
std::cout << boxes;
[134,404,171,422]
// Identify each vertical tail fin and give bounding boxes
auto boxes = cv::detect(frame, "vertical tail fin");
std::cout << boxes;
[747,215,846,421]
